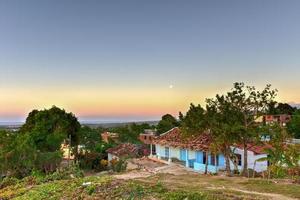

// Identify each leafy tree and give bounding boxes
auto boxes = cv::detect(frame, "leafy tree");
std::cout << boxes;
[2,106,81,176]
[0,131,36,178]
[157,114,178,134]
[78,126,103,152]
[180,104,206,135]
[224,82,277,176]
[109,123,152,143]
[77,126,114,170]
[205,95,242,175]
[20,106,81,154]
[287,110,300,138]
[268,102,297,115]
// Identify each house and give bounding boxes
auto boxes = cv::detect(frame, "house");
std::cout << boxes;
[146,127,270,173]
[263,114,291,127]
[106,143,139,162]
[101,131,119,143]
[106,143,150,162]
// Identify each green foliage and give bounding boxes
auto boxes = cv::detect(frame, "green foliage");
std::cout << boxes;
[78,126,102,152]
[157,114,178,134]
[110,158,128,172]
[0,131,37,178]
[268,102,297,115]
[77,126,112,170]
[109,123,152,143]
[43,164,84,182]
[20,106,81,153]
[0,106,81,178]
[86,184,96,195]
[180,104,206,135]
[161,191,208,200]
[287,110,300,138]
[0,177,20,189]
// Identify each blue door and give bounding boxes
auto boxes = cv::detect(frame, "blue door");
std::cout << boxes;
[180,149,186,161]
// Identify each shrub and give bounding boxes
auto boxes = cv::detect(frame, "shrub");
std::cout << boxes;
[110,158,127,172]
[0,177,19,189]
[86,184,96,195]
[44,164,84,182]
[161,191,208,200]
[100,159,108,170]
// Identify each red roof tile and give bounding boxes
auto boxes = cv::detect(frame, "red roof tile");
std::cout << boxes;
[235,143,273,155]
[106,143,138,157]
[152,127,212,151]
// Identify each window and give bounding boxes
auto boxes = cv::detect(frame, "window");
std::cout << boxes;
[209,154,219,166]
[210,154,216,165]
[234,154,242,166]
[165,147,169,158]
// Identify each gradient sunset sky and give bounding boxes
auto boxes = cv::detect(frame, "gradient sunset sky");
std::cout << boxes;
[1,0,300,122]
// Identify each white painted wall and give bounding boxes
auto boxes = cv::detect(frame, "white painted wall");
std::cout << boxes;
[108,153,119,162]
[231,147,268,172]
[170,147,180,159]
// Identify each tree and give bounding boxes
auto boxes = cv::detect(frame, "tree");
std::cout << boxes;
[268,102,296,115]
[77,126,114,170]
[0,130,36,178]
[287,110,300,138]
[180,104,206,135]
[224,82,277,176]
[109,123,152,143]
[205,96,242,175]
[157,114,178,134]
[20,106,81,154]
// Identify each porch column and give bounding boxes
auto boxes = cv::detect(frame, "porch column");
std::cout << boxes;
[185,149,189,167]
[150,144,153,157]
[168,147,171,163]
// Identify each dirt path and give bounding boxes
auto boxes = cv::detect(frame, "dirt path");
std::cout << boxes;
[230,188,298,200]
[112,160,299,200]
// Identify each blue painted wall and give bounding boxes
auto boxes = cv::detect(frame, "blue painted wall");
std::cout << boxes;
[194,162,218,173]
[218,154,225,167]
[195,151,203,163]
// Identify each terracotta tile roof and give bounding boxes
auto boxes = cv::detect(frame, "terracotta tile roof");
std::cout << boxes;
[235,143,273,155]
[152,127,212,151]
[106,143,138,157]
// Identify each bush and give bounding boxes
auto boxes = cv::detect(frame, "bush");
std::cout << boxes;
[86,184,96,195]
[110,158,127,172]
[161,191,208,200]
[0,177,19,189]
[100,159,108,170]
[44,164,84,182]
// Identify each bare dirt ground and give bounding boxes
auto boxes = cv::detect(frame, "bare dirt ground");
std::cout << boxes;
[113,158,300,200]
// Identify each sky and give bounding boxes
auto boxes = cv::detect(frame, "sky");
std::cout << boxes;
[1,0,300,122]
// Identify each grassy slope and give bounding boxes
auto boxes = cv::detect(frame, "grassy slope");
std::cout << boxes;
[1,173,299,200]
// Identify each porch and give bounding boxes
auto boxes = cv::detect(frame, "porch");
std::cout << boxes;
[151,144,225,173]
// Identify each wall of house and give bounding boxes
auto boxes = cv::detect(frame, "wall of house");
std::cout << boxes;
[170,147,180,159]
[231,147,268,172]
[108,153,119,162]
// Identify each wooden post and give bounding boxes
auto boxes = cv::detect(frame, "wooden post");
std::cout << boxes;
[68,134,71,167]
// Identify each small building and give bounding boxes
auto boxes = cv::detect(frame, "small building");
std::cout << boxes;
[106,143,139,161]
[263,114,291,127]
[146,127,270,173]
[101,131,119,143]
